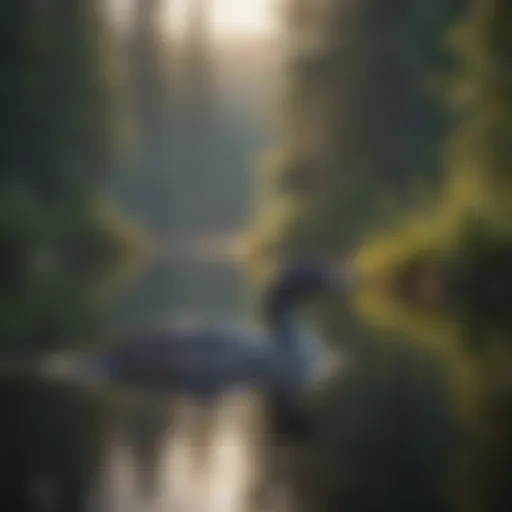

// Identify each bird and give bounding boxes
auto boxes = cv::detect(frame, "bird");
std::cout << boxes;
[82,259,352,402]
[45,259,354,509]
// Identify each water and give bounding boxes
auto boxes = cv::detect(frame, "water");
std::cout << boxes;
[110,259,251,330]
[3,256,507,512]
[0,259,267,512]
[0,258,454,512]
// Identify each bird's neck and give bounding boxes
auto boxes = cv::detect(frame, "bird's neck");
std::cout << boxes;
[270,309,296,346]
[270,308,326,397]
[270,308,319,353]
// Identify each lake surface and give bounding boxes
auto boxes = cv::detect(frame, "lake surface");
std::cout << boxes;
[0,259,267,512]
[1,255,503,512]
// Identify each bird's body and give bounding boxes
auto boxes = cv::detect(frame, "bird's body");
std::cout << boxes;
[92,313,327,403]
[82,259,352,407]
[53,260,353,511]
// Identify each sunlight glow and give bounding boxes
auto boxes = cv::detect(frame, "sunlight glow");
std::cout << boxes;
[165,0,277,41]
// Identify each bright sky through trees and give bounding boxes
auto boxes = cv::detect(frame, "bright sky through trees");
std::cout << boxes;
[165,0,277,40]
[109,0,277,40]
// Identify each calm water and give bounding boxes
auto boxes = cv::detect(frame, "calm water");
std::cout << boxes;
[1,257,485,512]
[0,263,512,512]
[0,260,265,512]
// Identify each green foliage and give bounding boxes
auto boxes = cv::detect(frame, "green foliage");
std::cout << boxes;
[356,0,512,350]
[249,0,463,268]
[354,2,512,511]
[247,2,468,511]
[0,1,141,351]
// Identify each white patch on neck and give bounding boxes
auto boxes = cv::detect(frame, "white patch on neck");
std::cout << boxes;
[291,318,352,391]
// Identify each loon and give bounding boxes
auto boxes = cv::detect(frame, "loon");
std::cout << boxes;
[74,259,354,435]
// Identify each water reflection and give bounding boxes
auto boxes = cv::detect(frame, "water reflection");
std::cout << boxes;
[110,260,251,332]
[0,373,269,512]
[6,253,508,512]
[0,377,109,512]
[0,259,265,512]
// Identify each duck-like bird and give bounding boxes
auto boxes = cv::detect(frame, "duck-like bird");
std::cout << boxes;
[89,260,350,392]
[59,259,353,436]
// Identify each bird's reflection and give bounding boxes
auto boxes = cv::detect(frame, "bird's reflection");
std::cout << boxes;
[89,389,268,512]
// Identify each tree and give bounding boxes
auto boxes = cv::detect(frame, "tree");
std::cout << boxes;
[0,0,139,351]
[249,0,463,263]
[355,1,512,510]
[247,1,465,511]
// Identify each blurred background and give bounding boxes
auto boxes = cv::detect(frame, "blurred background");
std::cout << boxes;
[1,0,511,511]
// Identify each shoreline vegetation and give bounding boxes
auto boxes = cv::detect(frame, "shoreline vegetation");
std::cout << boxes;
[1,1,511,511]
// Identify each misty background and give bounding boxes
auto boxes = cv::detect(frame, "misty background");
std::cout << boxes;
[1,1,511,512]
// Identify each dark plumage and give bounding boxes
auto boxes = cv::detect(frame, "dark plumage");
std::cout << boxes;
[85,260,353,411]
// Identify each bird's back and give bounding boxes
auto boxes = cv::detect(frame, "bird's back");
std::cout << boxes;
[97,318,273,398]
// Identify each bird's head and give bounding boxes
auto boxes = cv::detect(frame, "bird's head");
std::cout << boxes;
[263,257,355,326]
